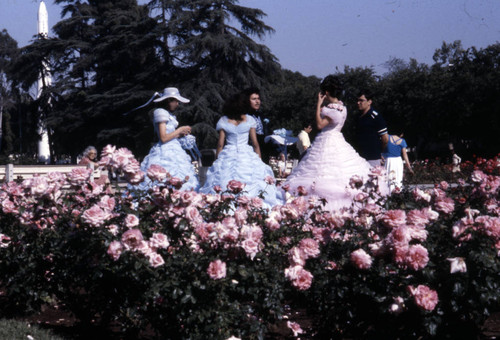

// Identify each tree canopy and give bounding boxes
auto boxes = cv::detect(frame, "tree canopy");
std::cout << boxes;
[0,0,499,162]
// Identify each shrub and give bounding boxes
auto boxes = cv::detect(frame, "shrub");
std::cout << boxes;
[0,146,498,339]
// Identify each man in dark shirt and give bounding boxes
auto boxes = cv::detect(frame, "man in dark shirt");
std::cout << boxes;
[243,87,270,162]
[356,91,388,167]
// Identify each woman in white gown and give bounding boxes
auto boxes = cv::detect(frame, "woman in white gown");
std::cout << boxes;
[284,75,386,211]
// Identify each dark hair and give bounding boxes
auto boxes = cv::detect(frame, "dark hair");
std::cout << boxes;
[302,121,313,129]
[358,89,374,101]
[222,93,247,120]
[241,87,261,113]
[320,75,343,98]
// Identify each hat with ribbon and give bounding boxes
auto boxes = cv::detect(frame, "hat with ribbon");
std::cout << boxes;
[154,87,190,103]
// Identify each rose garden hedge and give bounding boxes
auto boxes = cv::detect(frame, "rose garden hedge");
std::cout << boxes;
[0,146,498,339]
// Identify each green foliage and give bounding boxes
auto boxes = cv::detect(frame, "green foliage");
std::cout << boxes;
[0,319,64,340]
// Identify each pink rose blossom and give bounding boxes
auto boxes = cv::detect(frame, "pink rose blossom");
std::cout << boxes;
[69,167,93,185]
[101,144,116,157]
[380,209,407,229]
[422,207,439,221]
[250,197,264,208]
[107,241,124,261]
[413,188,431,202]
[389,296,405,314]
[408,285,438,311]
[207,259,227,280]
[107,224,119,236]
[325,261,338,270]
[434,197,455,214]
[407,209,430,227]
[98,195,116,212]
[471,170,487,183]
[240,238,260,260]
[447,257,467,273]
[349,175,364,189]
[286,321,304,337]
[288,247,306,266]
[168,176,184,189]
[82,205,112,227]
[121,229,144,249]
[227,179,246,193]
[27,176,50,196]
[0,234,11,248]
[351,248,373,269]
[298,238,320,259]
[265,176,275,185]
[149,233,170,250]
[124,214,140,228]
[405,244,429,270]
[285,265,313,290]
[147,252,165,267]
[234,208,248,226]
[439,181,449,190]
[296,186,308,196]
[147,164,168,182]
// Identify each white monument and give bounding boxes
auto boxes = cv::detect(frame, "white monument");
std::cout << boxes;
[37,1,51,163]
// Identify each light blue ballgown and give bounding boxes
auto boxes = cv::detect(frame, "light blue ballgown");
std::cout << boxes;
[138,108,199,191]
[199,115,278,207]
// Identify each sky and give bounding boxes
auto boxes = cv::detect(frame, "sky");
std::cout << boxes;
[1,0,500,78]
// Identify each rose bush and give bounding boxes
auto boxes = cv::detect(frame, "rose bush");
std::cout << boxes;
[0,147,498,339]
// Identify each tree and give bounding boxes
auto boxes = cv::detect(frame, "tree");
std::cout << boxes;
[146,0,281,149]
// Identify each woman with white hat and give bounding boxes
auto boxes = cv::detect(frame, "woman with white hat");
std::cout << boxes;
[137,87,199,191]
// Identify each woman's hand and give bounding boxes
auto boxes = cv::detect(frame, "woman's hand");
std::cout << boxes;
[178,126,191,136]
[317,92,326,106]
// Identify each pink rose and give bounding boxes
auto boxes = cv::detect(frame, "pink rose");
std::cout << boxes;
[149,233,170,250]
[413,188,431,202]
[107,241,124,261]
[234,208,248,226]
[408,285,438,311]
[287,321,304,337]
[97,196,115,212]
[0,234,11,248]
[405,244,429,270]
[69,167,93,185]
[350,248,372,269]
[289,266,313,291]
[27,176,50,196]
[471,170,487,183]
[207,259,227,280]
[288,247,306,266]
[380,209,407,229]
[298,238,320,259]
[236,195,251,207]
[124,214,140,228]
[101,144,116,157]
[265,176,275,185]
[250,197,263,208]
[168,176,184,189]
[447,257,467,273]
[121,229,144,249]
[434,197,455,214]
[227,180,246,194]
[240,238,260,260]
[296,186,308,196]
[407,209,430,227]
[147,164,168,182]
[349,175,364,189]
[147,252,165,267]
[81,205,112,227]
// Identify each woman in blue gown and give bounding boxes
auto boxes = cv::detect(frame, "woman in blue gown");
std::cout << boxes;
[138,87,199,191]
[200,93,278,207]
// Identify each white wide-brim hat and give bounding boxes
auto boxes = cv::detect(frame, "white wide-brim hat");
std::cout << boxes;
[154,87,190,103]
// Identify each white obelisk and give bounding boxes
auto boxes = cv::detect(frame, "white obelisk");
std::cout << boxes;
[37,1,51,163]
